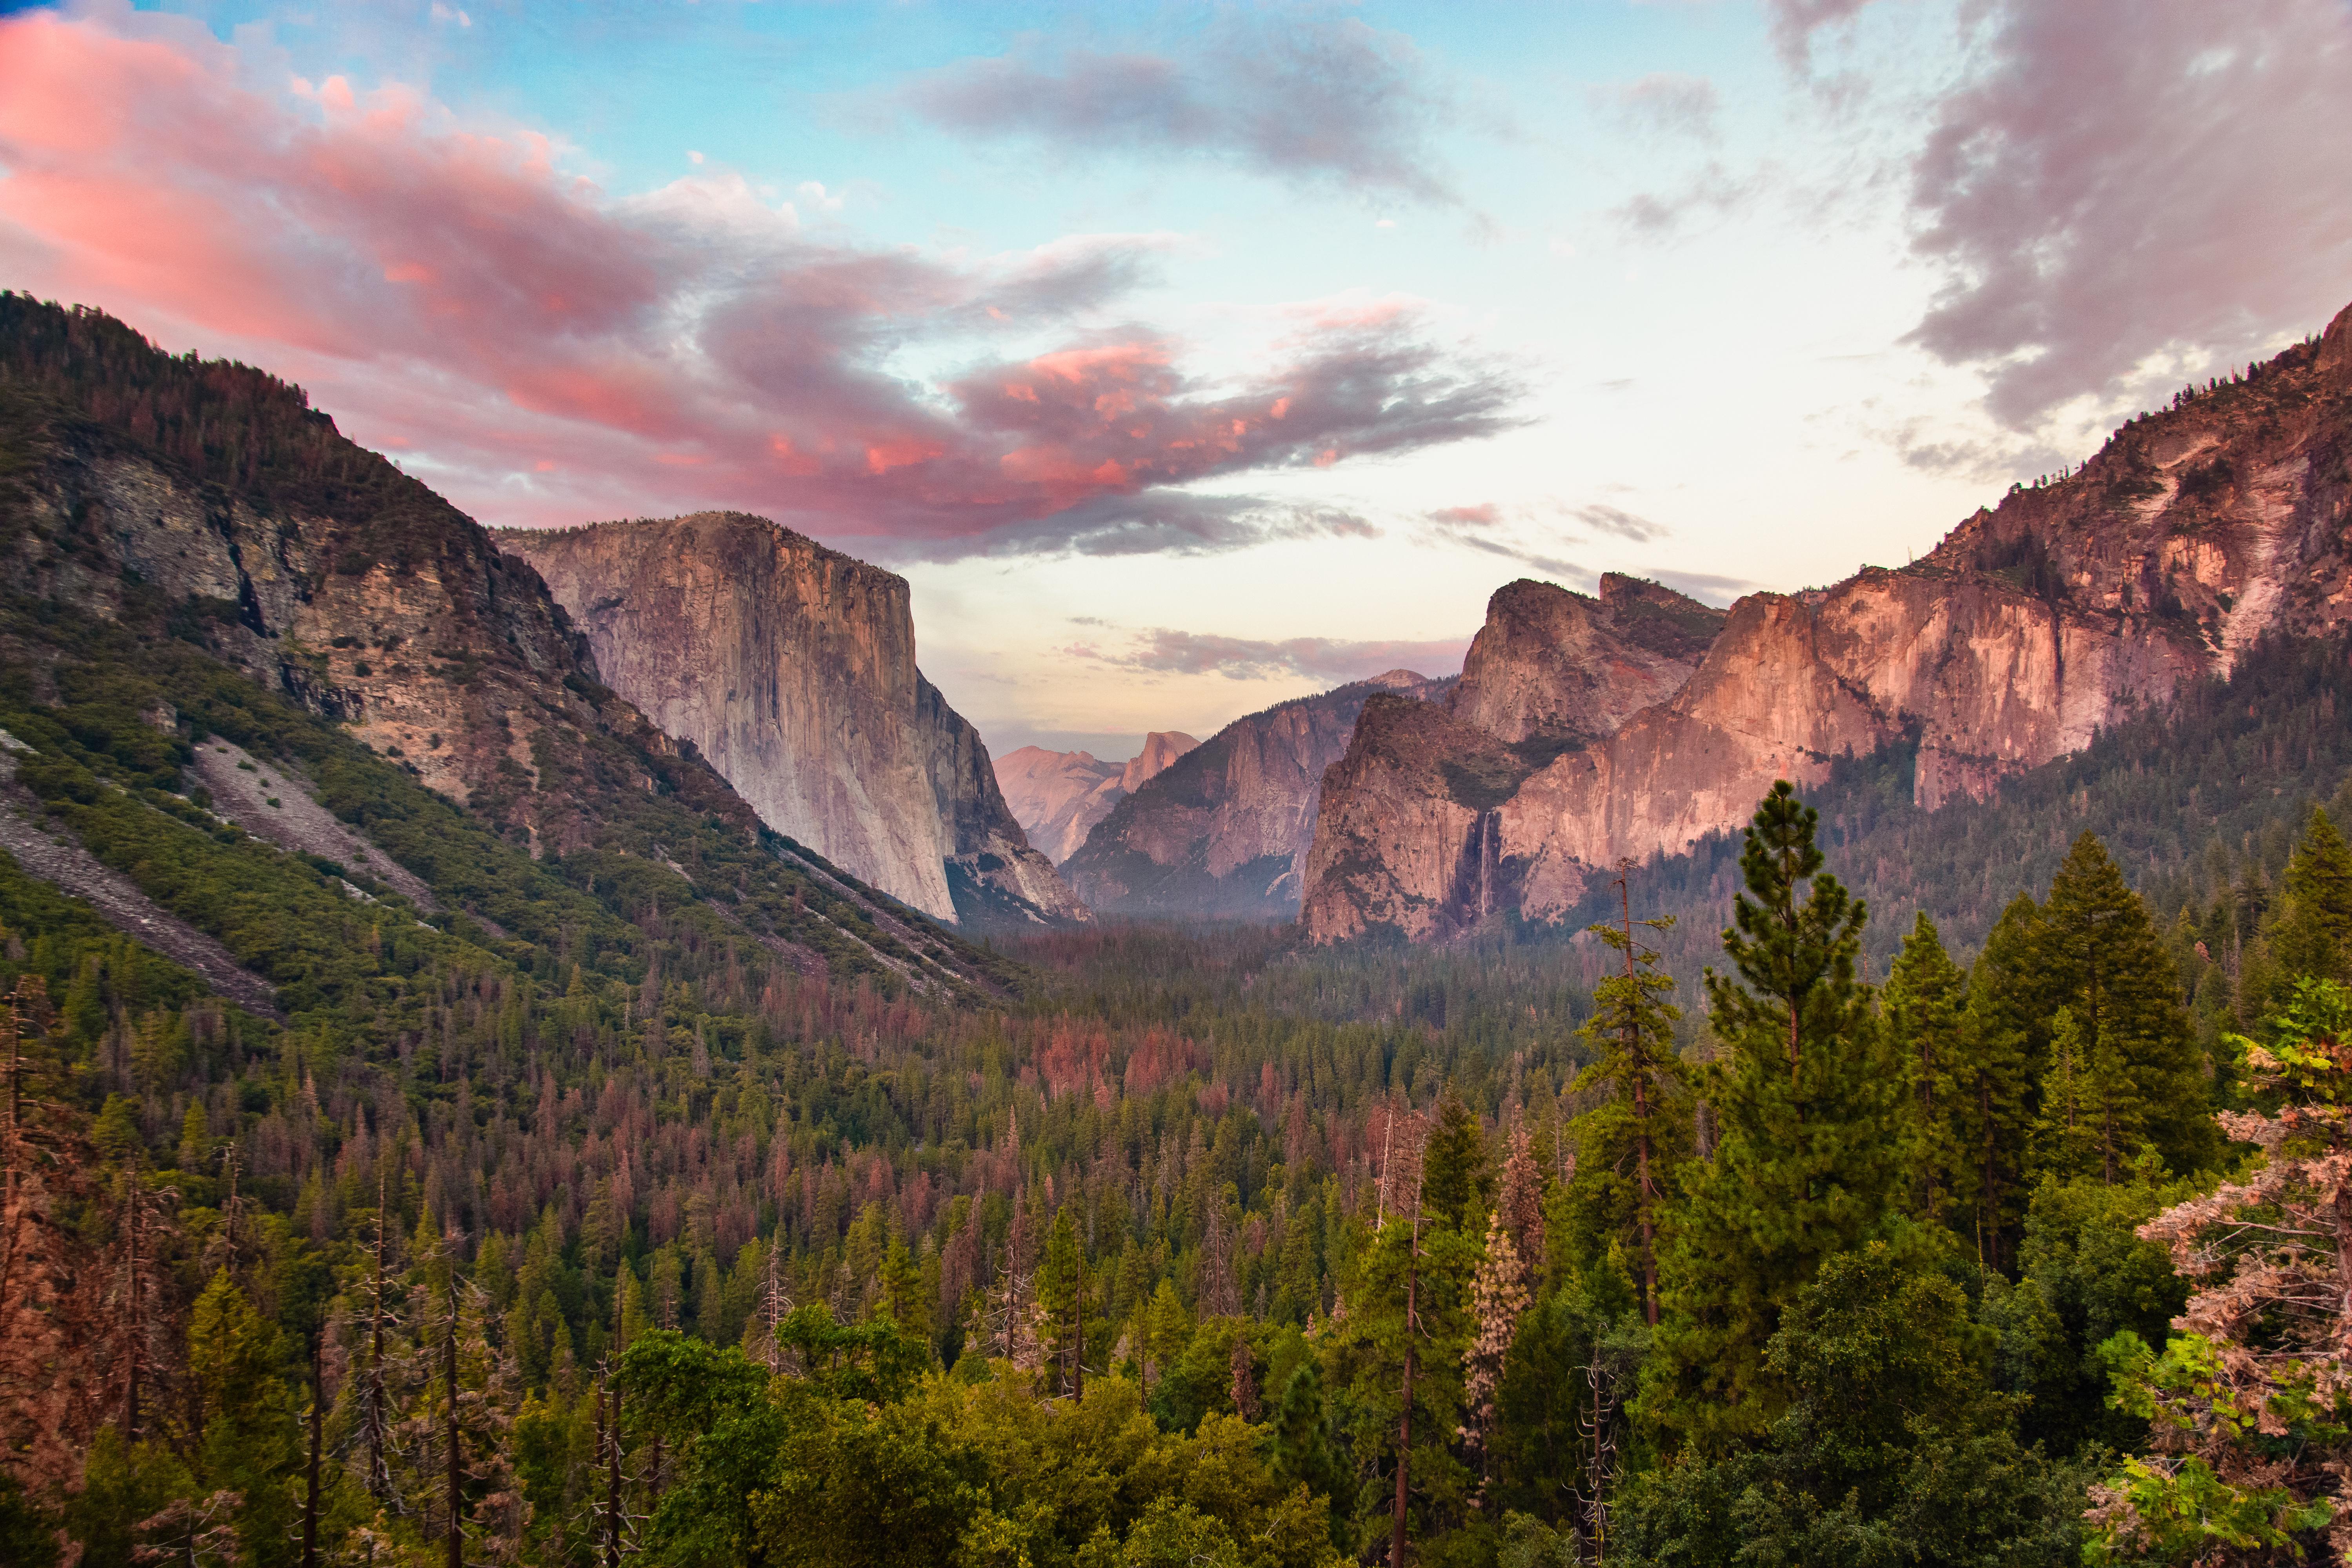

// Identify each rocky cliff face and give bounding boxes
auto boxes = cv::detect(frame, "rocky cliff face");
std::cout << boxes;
[1301,578,1723,942]
[0,309,692,862]
[495,514,1088,928]
[1448,574,1725,755]
[1064,670,1450,919]
[996,731,1200,864]
[1301,299,2352,943]
[0,298,1042,995]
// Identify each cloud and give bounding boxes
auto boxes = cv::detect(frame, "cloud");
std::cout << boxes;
[882,12,1465,206]
[1562,502,1664,541]
[1765,0,1882,71]
[1904,0,2352,427]
[1641,568,1752,607]
[1610,161,1754,238]
[891,491,1379,564]
[0,9,1525,557]
[1070,628,1472,683]
[1415,495,1665,578]
[1593,73,1721,142]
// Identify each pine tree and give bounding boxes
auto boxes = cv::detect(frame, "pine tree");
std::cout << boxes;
[1885,912,1967,1226]
[2274,807,2352,981]
[1646,781,1897,1453]
[2036,833,2210,1172]
[1421,1093,1490,1234]
[186,1268,300,1567]
[1495,1124,1546,1280]
[1035,1207,1086,1398]
[1963,898,2046,1269]
[1270,1361,1343,1546]
[1572,877,1691,1323]
[2032,1008,2100,1180]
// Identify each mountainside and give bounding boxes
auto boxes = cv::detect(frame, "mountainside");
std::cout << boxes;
[1063,669,1451,919]
[494,515,1087,930]
[0,294,1021,994]
[995,730,1199,864]
[1302,577,1724,942]
[1303,297,2352,943]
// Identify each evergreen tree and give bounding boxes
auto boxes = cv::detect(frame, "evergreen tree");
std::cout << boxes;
[2034,833,2211,1173]
[1459,1212,1530,1493]
[1421,1093,1489,1234]
[1965,896,2050,1268]
[2032,1008,2101,1181]
[1571,888,1691,1323]
[2272,806,2352,981]
[1035,1207,1086,1398]
[186,1268,300,1567]
[1271,1361,1345,1550]
[1645,781,1898,1453]
[1885,912,1967,1226]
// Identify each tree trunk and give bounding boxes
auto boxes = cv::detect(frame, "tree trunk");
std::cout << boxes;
[1391,1199,1421,1566]
[303,1333,324,1568]
[122,1170,139,1443]
[1621,874,1659,1327]
[367,1167,392,1506]
[446,1264,462,1568]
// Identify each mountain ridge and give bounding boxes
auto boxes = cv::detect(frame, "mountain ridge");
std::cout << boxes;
[493,512,1089,930]
[1301,297,2352,943]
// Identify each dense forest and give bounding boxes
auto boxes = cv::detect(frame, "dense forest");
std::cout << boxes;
[4,295,2352,1567]
[3,616,2350,1564]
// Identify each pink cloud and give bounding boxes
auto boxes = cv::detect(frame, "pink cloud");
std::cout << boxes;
[0,11,1522,558]
[1072,627,1473,683]
[1906,0,2352,426]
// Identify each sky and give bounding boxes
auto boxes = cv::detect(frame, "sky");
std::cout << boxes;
[3,0,2350,763]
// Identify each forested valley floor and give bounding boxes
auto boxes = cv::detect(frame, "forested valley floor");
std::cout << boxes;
[4,295,2352,1568]
[4,604,2352,1566]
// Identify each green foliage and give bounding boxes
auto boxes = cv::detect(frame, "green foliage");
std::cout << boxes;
[1983,1168,2192,1457]
[0,1471,60,1568]
[1572,906,1692,1318]
[1647,782,1901,1451]
[1621,1243,2088,1568]
[2083,1454,2330,1568]
[2270,806,2352,982]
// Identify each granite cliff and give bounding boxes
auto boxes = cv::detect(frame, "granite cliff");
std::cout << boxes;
[1064,669,1450,919]
[1302,298,2352,943]
[495,514,1088,929]
[0,295,1019,993]
[995,731,1199,864]
[1302,577,1724,942]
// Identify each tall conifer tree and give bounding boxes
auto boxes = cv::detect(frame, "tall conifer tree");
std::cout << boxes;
[2036,833,2210,1173]
[1885,913,1974,1229]
[2275,807,2352,981]
[1645,781,1895,1452]
[1572,884,1691,1324]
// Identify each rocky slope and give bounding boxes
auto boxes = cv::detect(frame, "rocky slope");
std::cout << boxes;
[495,514,1088,929]
[995,730,1200,864]
[1302,298,2352,943]
[1302,577,1725,942]
[0,295,1023,992]
[1064,670,1451,919]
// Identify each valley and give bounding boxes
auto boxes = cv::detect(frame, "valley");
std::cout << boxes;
[0,286,2347,1568]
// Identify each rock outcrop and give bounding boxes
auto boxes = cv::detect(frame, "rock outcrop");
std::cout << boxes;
[496,514,1089,928]
[1064,670,1450,919]
[0,296,1023,991]
[1448,574,1725,755]
[1302,578,1723,941]
[1301,298,2352,943]
[996,731,1200,864]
